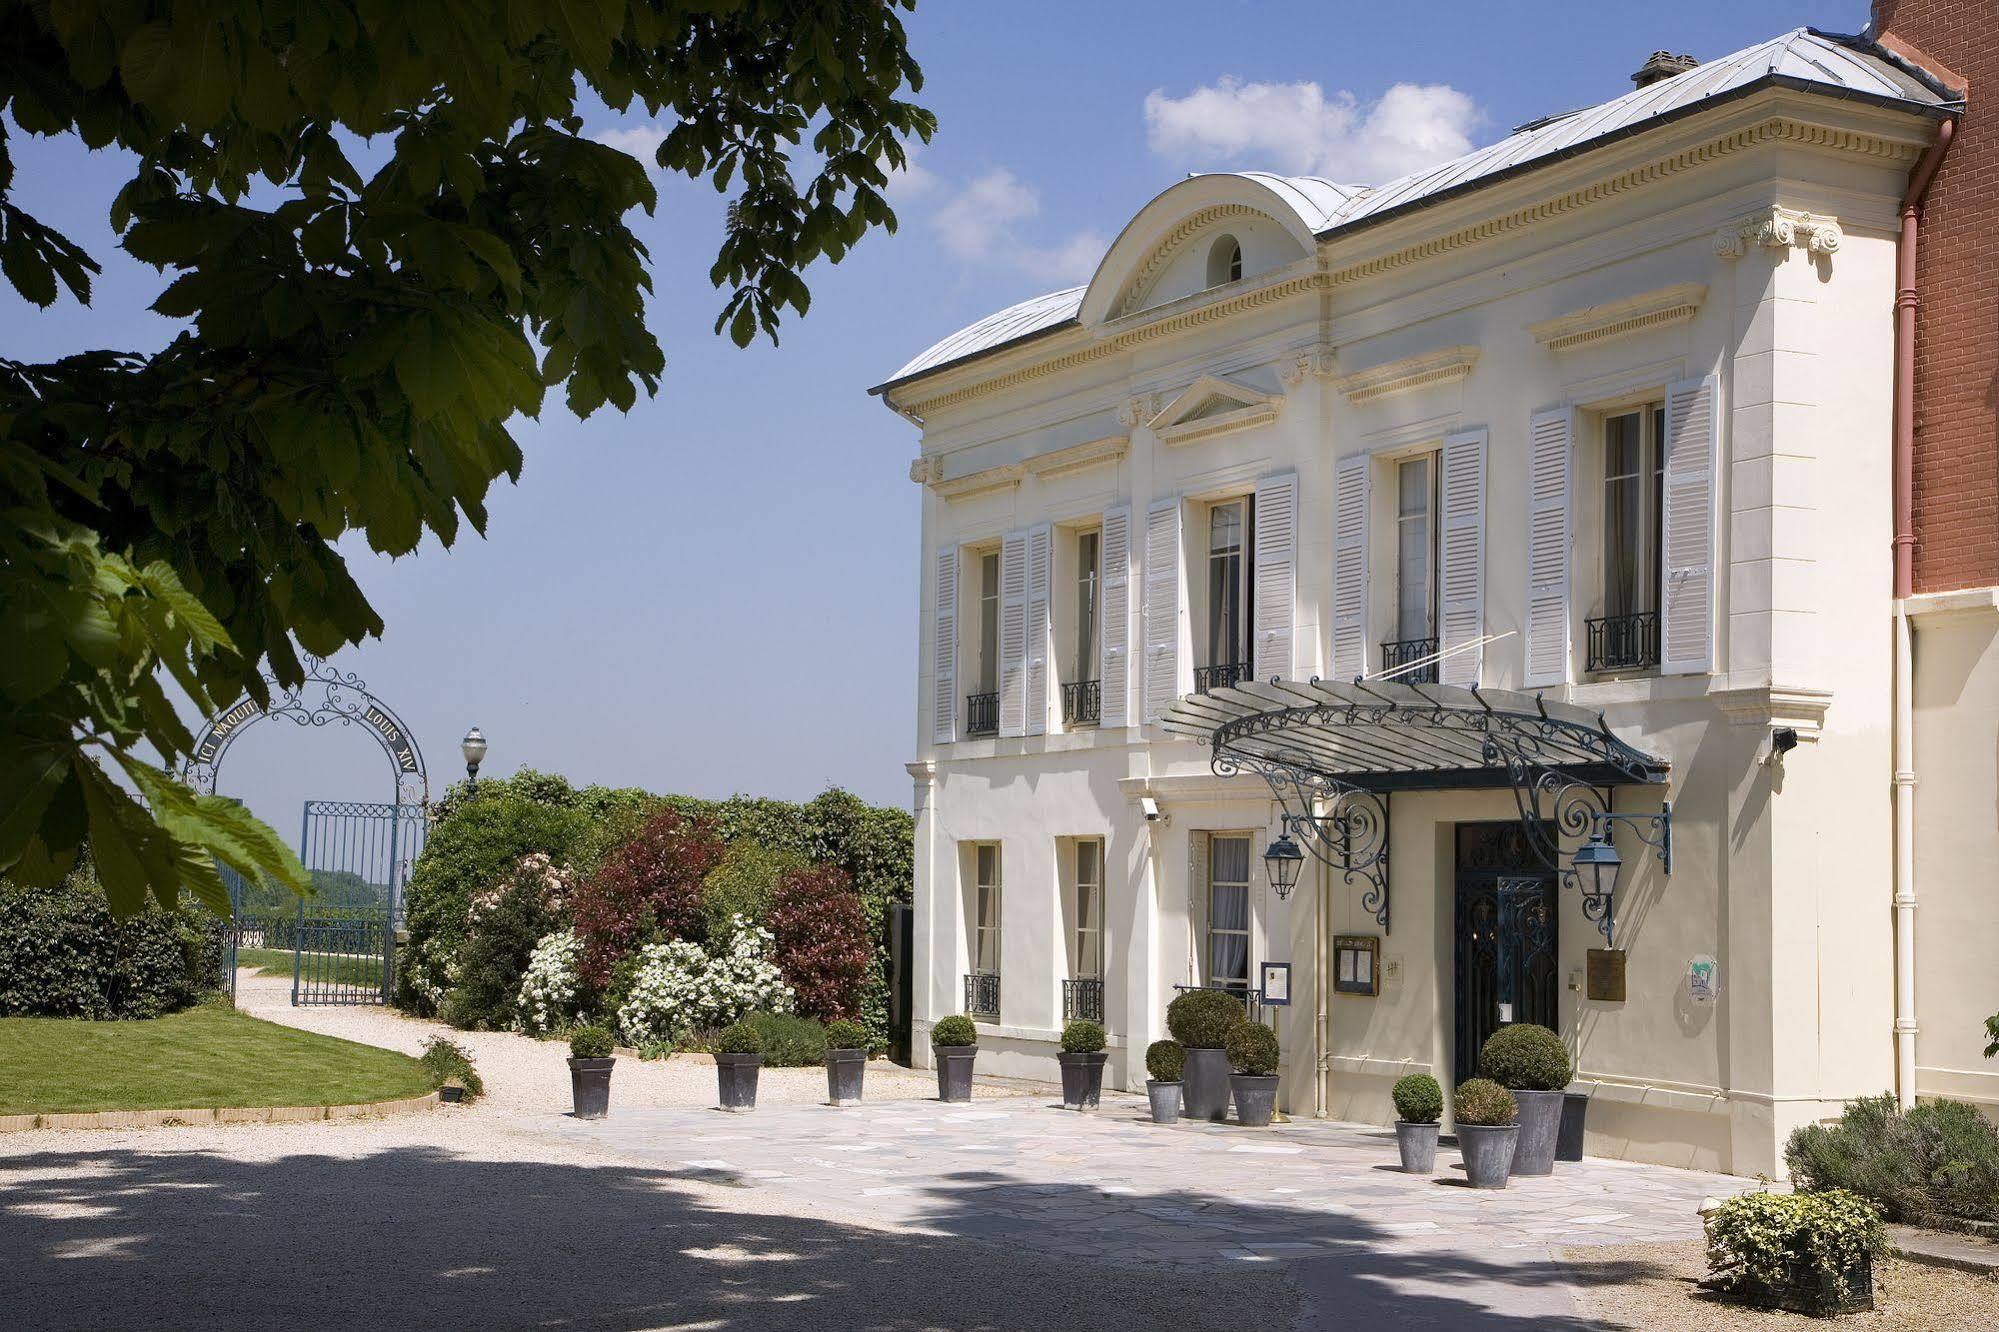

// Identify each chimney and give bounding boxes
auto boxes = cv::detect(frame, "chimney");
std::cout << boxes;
[1631,51,1699,89]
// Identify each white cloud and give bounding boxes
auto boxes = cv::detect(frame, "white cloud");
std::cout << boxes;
[879,142,940,203]
[930,167,1101,286]
[1143,77,1480,183]
[594,124,669,161]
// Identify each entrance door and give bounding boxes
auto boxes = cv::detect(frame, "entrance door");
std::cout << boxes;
[1454,822,1559,1084]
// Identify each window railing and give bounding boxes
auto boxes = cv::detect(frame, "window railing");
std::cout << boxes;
[1062,977,1104,1022]
[1194,661,1253,694]
[1379,636,1439,684]
[964,970,1000,1019]
[1586,611,1660,673]
[965,692,999,736]
[1061,679,1100,726]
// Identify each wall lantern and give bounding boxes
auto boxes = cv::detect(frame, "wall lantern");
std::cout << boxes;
[1263,831,1305,901]
[461,726,488,791]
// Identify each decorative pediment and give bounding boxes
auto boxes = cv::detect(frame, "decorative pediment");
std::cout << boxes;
[1144,375,1281,447]
[1332,346,1479,404]
[1528,283,1706,353]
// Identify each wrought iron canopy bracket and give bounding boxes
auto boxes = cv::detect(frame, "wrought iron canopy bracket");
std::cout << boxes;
[1210,749,1391,933]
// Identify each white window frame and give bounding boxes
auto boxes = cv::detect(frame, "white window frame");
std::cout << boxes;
[970,842,1002,978]
[1394,451,1439,645]
[1074,527,1101,686]
[1071,838,1104,980]
[1206,832,1253,994]
[1203,496,1254,673]
[976,549,1001,695]
[1601,403,1665,622]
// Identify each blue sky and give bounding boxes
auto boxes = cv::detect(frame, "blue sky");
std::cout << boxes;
[3,0,1862,830]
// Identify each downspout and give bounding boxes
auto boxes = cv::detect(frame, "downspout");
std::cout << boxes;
[1891,116,1955,1111]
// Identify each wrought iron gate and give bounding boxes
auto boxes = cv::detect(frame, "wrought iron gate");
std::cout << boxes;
[1454,822,1559,1084]
[291,800,426,1005]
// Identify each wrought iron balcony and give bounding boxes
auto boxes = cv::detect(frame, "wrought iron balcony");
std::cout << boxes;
[965,692,999,737]
[1194,661,1253,694]
[964,970,1000,1019]
[1062,679,1101,726]
[1062,976,1104,1022]
[1586,611,1660,673]
[1379,636,1439,684]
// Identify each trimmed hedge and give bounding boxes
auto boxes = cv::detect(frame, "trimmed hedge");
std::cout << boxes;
[1454,1078,1517,1126]
[824,1018,869,1051]
[1786,1095,1999,1229]
[739,1011,827,1066]
[1226,1023,1280,1076]
[1392,1073,1443,1124]
[568,1025,615,1059]
[0,866,224,1019]
[716,1018,765,1055]
[1478,1023,1572,1091]
[1061,1019,1106,1054]
[1166,989,1245,1050]
[1705,1189,1887,1304]
[930,1014,977,1047]
[1146,1039,1185,1082]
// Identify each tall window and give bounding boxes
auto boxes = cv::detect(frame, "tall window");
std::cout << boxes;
[1206,234,1243,287]
[972,844,1001,976]
[1075,529,1100,683]
[1071,839,1103,979]
[1207,834,1251,994]
[1207,498,1254,671]
[1395,454,1437,642]
[977,551,1000,694]
[1603,407,1665,620]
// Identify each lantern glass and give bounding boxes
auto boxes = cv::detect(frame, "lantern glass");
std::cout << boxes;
[1572,830,1622,898]
[461,727,488,767]
[1263,833,1305,900]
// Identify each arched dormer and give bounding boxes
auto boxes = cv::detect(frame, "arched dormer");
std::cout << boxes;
[1078,172,1361,326]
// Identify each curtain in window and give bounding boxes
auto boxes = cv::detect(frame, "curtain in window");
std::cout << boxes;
[1604,415,1644,618]
[1208,835,1250,989]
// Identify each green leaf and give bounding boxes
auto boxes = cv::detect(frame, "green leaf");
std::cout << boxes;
[0,744,70,868]
[75,758,175,915]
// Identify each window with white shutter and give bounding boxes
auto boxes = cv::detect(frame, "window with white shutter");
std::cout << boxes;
[1439,428,1487,688]
[932,545,958,744]
[1025,524,1052,736]
[1523,408,1572,687]
[1331,453,1370,680]
[998,530,1029,736]
[1099,506,1132,728]
[1143,499,1183,722]
[1660,374,1718,675]
[1253,471,1298,683]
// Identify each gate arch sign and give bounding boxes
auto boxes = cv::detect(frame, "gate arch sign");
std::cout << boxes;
[184,656,429,806]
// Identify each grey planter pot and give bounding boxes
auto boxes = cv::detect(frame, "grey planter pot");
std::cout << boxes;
[825,1048,866,1106]
[1457,1123,1518,1189]
[1058,1050,1107,1111]
[1230,1073,1280,1127]
[439,1083,465,1105]
[1182,1047,1232,1121]
[1146,1079,1182,1124]
[567,1056,613,1119]
[1395,1120,1440,1173]
[1557,1090,1589,1162]
[934,1045,976,1103]
[716,1052,761,1112]
[1511,1089,1564,1175]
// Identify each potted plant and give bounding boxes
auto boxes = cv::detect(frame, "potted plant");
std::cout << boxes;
[1478,1023,1571,1176]
[1453,1078,1518,1189]
[1391,1073,1443,1173]
[1225,1022,1281,1127]
[931,1014,978,1103]
[1166,990,1246,1122]
[715,1018,764,1112]
[568,1025,616,1119]
[1145,1039,1185,1124]
[824,1019,869,1107]
[1057,1019,1108,1111]
[1705,1189,1886,1315]
[439,1076,467,1104]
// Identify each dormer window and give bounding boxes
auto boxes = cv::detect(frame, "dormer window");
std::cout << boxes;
[1206,235,1243,288]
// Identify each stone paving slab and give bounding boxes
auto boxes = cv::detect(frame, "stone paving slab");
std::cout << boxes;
[530,1091,1760,1274]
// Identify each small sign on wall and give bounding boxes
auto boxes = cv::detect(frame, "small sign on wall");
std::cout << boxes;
[1333,935,1379,997]
[1586,948,1627,1002]
[1259,961,1292,1007]
[1689,955,1720,1003]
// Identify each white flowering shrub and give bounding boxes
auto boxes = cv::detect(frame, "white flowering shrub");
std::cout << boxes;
[515,929,585,1035]
[614,916,792,1047]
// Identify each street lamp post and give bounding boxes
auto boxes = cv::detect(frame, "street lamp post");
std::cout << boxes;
[461,727,487,793]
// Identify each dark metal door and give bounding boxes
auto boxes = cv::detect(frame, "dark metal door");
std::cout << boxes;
[292,800,426,1005]
[1454,823,1559,1084]
[887,901,914,1065]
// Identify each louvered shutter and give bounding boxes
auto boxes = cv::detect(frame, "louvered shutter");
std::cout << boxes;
[1025,524,1052,736]
[1143,499,1183,722]
[997,530,1029,736]
[1523,408,1572,688]
[1331,454,1370,680]
[932,545,958,744]
[1253,471,1298,683]
[1099,505,1132,728]
[1439,429,1488,688]
[1661,374,1718,675]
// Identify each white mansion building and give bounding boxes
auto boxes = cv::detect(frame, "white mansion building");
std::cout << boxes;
[873,30,1987,1177]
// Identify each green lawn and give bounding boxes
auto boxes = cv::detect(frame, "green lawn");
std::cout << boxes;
[237,946,384,990]
[0,1001,434,1115]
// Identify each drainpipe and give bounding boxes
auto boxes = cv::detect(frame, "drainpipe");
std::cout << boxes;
[1891,116,1955,1111]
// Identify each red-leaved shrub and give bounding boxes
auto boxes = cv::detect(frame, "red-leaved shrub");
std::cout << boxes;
[765,864,871,1020]
[572,810,724,986]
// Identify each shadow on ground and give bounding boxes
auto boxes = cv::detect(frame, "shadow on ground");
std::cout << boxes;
[0,1141,1666,1330]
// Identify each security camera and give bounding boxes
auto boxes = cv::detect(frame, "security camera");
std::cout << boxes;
[1140,796,1164,822]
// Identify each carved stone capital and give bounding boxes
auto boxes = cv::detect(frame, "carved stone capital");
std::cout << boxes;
[1278,345,1337,388]
[907,456,941,484]
[1117,392,1160,428]
[1714,206,1842,260]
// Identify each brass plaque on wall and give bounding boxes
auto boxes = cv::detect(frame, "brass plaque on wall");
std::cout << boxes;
[1586,948,1627,1002]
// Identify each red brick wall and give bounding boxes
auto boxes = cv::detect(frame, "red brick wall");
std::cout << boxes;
[1874,1,1997,592]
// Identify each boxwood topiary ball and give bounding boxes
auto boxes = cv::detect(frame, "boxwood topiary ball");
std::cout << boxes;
[1391,1072,1443,1124]
[930,1014,978,1048]
[1166,989,1247,1049]
[1225,1022,1280,1076]
[1146,1038,1186,1083]
[568,1024,615,1059]
[823,1019,869,1051]
[1061,1019,1107,1053]
[1477,1023,1572,1091]
[716,1019,765,1055]
[1453,1078,1518,1127]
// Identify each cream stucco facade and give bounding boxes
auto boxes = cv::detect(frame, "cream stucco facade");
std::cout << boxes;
[879,41,1988,1179]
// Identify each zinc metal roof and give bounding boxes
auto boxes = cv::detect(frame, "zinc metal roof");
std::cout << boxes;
[879,28,1953,399]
